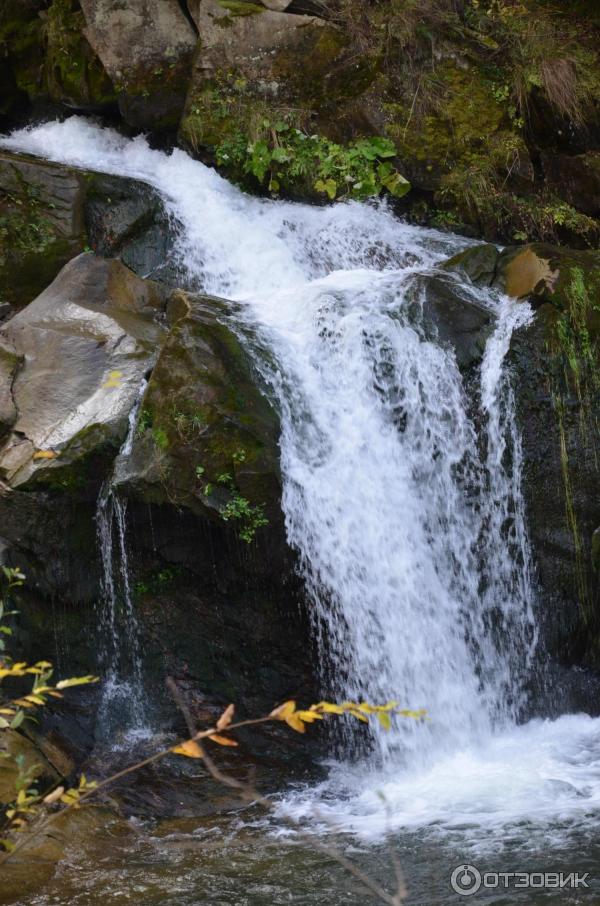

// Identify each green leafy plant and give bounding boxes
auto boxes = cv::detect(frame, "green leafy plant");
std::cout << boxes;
[216,121,410,202]
[215,467,268,543]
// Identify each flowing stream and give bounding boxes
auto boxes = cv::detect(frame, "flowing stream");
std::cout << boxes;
[4,118,600,903]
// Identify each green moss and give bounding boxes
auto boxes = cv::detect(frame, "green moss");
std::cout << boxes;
[0,1,45,100]
[0,177,84,307]
[216,0,264,14]
[44,0,116,107]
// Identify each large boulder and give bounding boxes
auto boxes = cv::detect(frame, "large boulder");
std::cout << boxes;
[115,290,280,525]
[0,252,168,615]
[0,253,167,490]
[79,0,197,130]
[0,149,177,311]
[110,289,313,716]
[541,151,600,219]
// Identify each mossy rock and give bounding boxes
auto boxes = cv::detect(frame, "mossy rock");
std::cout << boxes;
[0,150,179,310]
[44,0,117,109]
[497,244,600,671]
[79,0,197,131]
[0,0,46,114]
[0,151,88,308]
[115,290,281,540]
[179,0,378,182]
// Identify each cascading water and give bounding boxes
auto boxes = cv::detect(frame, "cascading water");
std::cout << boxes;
[95,379,149,745]
[5,118,600,851]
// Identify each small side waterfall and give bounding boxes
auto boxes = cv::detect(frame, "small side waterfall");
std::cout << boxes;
[95,380,149,744]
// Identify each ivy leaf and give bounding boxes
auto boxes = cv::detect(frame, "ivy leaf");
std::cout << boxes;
[270,700,296,720]
[43,786,65,805]
[9,711,25,730]
[55,675,98,689]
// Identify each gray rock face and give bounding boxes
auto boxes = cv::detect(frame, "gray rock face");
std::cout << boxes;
[79,0,197,129]
[0,253,168,488]
[115,289,281,527]
[0,150,178,311]
[418,271,493,370]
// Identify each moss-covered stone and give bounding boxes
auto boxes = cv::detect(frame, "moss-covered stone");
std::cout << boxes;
[79,0,197,131]
[0,152,87,308]
[116,291,280,538]
[0,0,46,113]
[44,0,117,109]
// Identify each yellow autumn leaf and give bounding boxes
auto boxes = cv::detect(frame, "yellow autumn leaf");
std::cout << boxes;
[172,740,204,758]
[347,710,369,723]
[208,733,239,747]
[377,711,392,730]
[33,450,57,460]
[310,701,345,714]
[397,708,427,719]
[216,703,235,731]
[284,712,306,733]
[43,786,65,805]
[270,700,296,720]
[295,710,323,723]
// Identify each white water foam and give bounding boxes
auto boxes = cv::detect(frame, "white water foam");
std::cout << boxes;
[4,117,600,843]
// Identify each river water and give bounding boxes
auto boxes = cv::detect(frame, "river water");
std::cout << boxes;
[3,118,600,904]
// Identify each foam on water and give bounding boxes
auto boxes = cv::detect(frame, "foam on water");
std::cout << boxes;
[4,117,600,843]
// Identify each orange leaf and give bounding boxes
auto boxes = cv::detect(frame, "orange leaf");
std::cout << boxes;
[172,740,204,758]
[216,703,235,731]
[33,450,56,460]
[209,733,239,747]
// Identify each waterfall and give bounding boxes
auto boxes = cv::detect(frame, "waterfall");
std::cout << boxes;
[95,379,149,745]
[245,273,537,767]
[10,118,600,844]
[1,119,537,751]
